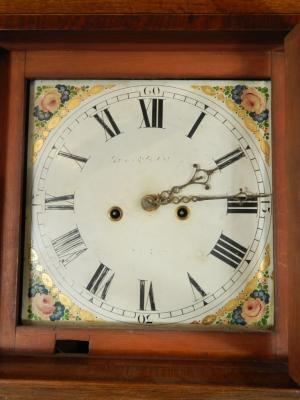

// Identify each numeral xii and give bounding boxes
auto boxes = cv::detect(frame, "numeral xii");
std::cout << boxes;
[139,99,164,128]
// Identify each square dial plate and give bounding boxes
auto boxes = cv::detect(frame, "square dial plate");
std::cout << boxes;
[22,79,273,329]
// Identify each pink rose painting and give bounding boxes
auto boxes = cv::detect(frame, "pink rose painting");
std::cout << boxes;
[32,293,56,319]
[241,87,266,114]
[241,298,265,324]
[38,88,61,113]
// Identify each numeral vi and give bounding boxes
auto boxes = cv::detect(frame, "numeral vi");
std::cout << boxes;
[139,280,156,311]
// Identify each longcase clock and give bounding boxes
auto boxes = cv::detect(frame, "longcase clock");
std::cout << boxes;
[0,3,300,399]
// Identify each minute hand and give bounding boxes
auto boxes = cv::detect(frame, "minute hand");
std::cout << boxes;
[141,189,271,211]
[171,190,271,205]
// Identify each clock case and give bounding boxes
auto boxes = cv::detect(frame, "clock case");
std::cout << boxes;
[0,5,300,399]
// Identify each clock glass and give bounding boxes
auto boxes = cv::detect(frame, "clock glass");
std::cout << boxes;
[22,80,273,328]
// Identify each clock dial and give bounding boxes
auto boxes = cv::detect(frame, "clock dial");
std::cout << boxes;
[23,80,273,327]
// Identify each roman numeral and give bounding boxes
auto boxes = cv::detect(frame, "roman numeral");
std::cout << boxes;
[86,263,115,300]
[51,228,87,266]
[210,234,247,269]
[58,146,88,170]
[215,148,245,170]
[139,99,164,128]
[227,198,258,214]
[187,273,207,302]
[139,280,156,311]
[45,194,74,211]
[94,108,121,138]
[187,106,208,138]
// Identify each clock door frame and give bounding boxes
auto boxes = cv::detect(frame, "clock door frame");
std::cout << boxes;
[0,27,299,399]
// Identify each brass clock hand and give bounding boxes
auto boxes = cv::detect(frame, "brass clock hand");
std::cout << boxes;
[141,163,218,211]
[168,163,218,194]
[141,188,271,211]
[178,163,219,190]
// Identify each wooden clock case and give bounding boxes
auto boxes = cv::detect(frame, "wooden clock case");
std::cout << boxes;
[0,2,300,398]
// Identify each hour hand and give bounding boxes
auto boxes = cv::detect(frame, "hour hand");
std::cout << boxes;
[158,163,219,203]
[179,163,219,191]
[140,164,218,211]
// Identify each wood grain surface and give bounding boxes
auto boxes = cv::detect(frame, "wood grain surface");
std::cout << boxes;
[0,1,299,31]
[271,51,288,357]
[25,50,271,78]
[0,379,299,400]
[0,355,297,388]
[285,24,300,385]
[0,14,299,31]
[0,31,286,52]
[0,0,300,14]
[0,51,26,352]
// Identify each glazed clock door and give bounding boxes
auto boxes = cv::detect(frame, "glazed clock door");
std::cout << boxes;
[22,80,273,328]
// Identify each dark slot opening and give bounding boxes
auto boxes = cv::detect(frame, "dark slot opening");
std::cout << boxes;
[55,340,89,354]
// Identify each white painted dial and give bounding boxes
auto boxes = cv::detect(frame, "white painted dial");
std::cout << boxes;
[30,81,272,324]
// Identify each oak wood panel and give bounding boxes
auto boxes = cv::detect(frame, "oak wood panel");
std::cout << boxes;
[0,379,299,400]
[0,14,300,31]
[0,356,296,387]
[25,50,271,79]
[0,0,300,15]
[0,51,26,352]
[271,51,288,357]
[285,24,300,385]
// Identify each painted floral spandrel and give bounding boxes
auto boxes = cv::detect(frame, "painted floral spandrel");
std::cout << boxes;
[193,83,271,165]
[26,249,99,323]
